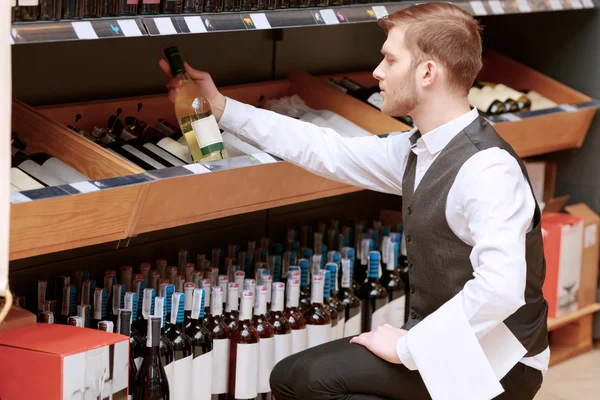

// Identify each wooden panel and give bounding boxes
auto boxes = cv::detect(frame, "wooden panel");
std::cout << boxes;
[10,185,146,260]
[547,303,600,331]
[13,100,142,179]
[549,314,594,366]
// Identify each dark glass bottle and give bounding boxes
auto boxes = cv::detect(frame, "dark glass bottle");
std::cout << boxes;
[326,262,346,340]
[60,284,77,325]
[304,274,331,349]
[124,292,145,373]
[269,282,292,366]
[360,251,389,333]
[187,288,214,400]
[165,292,193,400]
[320,270,337,340]
[223,283,240,332]
[298,259,311,313]
[161,0,182,13]
[139,0,161,15]
[337,255,361,336]
[119,0,138,15]
[92,288,108,329]
[252,286,274,400]
[117,309,137,400]
[183,282,196,330]
[183,0,201,12]
[63,0,84,18]
[227,290,260,400]
[379,239,406,328]
[134,316,170,400]
[111,284,127,325]
[15,0,40,21]
[206,287,230,400]
[40,0,61,20]
[153,297,175,380]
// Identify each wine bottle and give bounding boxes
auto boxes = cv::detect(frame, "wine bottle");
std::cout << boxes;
[37,280,48,315]
[161,0,183,13]
[26,152,89,184]
[77,304,91,328]
[124,291,145,372]
[468,86,506,115]
[338,256,361,337]
[304,274,331,349]
[160,283,176,323]
[117,309,137,400]
[284,278,307,354]
[153,296,175,381]
[165,292,193,400]
[92,288,108,329]
[269,282,291,366]
[73,271,88,304]
[183,0,201,12]
[219,275,229,308]
[134,316,170,400]
[118,0,138,15]
[68,316,85,327]
[360,251,389,332]
[259,274,273,318]
[13,151,66,187]
[187,288,213,400]
[63,0,83,18]
[234,271,245,300]
[98,320,114,332]
[228,290,260,400]
[82,0,101,17]
[252,285,274,399]
[380,239,406,328]
[163,46,228,163]
[183,282,196,330]
[199,279,212,319]
[10,166,44,191]
[104,272,118,321]
[14,0,39,22]
[224,283,240,332]
[298,259,311,313]
[39,311,55,323]
[40,0,61,20]
[326,262,345,340]
[139,0,161,14]
[112,284,127,324]
[319,269,337,342]
[206,286,230,400]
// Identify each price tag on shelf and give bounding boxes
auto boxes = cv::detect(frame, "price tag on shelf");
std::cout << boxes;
[70,181,101,194]
[154,18,177,35]
[571,0,584,8]
[10,192,31,204]
[72,21,99,40]
[501,113,522,122]
[516,0,532,12]
[183,164,211,175]
[118,20,143,37]
[250,13,272,29]
[372,6,389,19]
[470,1,488,14]
[184,16,207,33]
[251,152,278,164]
[559,103,578,112]
[488,0,505,13]
[550,0,563,9]
[320,9,340,25]
[582,0,595,8]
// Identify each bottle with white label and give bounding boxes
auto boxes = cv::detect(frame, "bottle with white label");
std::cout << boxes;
[360,251,389,332]
[160,283,176,324]
[224,283,240,332]
[136,287,155,343]
[165,292,193,400]
[183,282,196,330]
[298,258,311,313]
[12,151,66,188]
[219,275,229,307]
[112,284,126,324]
[186,288,213,400]
[338,250,362,337]
[269,282,292,366]
[124,292,145,373]
[163,46,228,163]
[252,285,274,400]
[199,279,213,322]
[284,278,307,354]
[319,269,337,342]
[153,296,175,380]
[92,288,108,329]
[206,287,231,400]
[259,274,273,319]
[304,274,331,349]
[356,237,374,298]
[117,309,137,400]
[228,290,260,400]
[134,316,170,400]
[379,239,406,329]
[326,262,346,340]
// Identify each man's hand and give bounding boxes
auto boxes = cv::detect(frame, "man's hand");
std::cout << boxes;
[350,324,408,364]
[158,49,227,122]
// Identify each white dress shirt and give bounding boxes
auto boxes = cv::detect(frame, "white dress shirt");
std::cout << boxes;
[218,97,550,376]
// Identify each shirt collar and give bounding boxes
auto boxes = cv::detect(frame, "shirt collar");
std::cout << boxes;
[411,107,479,155]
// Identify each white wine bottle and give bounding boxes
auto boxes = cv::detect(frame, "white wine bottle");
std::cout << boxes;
[163,46,228,163]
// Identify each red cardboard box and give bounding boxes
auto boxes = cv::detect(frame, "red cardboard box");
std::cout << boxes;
[541,212,585,318]
[0,323,129,400]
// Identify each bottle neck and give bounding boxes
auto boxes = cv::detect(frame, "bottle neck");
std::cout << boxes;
[311,281,324,305]
[240,296,253,321]
[174,71,191,82]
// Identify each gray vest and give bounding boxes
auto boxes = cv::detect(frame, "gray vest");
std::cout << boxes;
[401,116,549,357]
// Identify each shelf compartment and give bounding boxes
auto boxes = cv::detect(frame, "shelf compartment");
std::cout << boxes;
[323,50,598,158]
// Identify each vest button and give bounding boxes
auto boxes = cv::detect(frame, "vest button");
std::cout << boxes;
[410,285,415,294]
[406,235,411,243]
[410,312,417,319]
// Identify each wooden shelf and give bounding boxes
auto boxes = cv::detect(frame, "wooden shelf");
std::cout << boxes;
[548,303,600,331]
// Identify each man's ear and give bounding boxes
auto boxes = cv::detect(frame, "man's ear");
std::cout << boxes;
[420,60,437,88]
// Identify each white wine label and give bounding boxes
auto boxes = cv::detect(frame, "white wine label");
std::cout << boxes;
[470,1,487,14]
[134,357,143,372]
[250,13,272,29]
[337,317,346,340]
[372,5,388,19]
[184,16,208,33]
[344,312,361,337]
[582,0,594,8]
[19,160,67,187]
[258,337,274,393]
[251,152,278,164]
[388,296,406,329]
[291,328,308,354]
[320,9,340,25]
[371,304,390,330]
[11,168,44,191]
[307,324,330,349]
[143,143,186,167]
[274,333,292,366]
[70,181,100,194]
[488,0,505,13]
[154,18,177,35]
[367,93,384,110]
[165,361,175,397]
[211,339,230,394]
[118,20,143,37]
[72,22,99,40]
[157,137,193,164]
[516,0,532,12]
[234,343,259,399]
[191,115,224,151]
[173,355,193,400]
[192,350,213,400]
[121,145,167,169]
[571,0,583,8]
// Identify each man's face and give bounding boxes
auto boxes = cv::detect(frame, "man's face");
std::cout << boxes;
[373,26,420,117]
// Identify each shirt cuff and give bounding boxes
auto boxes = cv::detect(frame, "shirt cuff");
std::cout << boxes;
[218,97,249,134]
[397,335,418,370]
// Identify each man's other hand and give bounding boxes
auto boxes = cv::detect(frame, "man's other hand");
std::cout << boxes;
[350,324,408,364]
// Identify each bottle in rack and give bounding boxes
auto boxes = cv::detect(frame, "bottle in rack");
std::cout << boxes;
[269,282,292,366]
[165,292,193,400]
[62,0,84,19]
[304,274,331,349]
[60,285,77,325]
[118,0,138,15]
[223,283,240,332]
[163,46,228,163]
[380,239,406,328]
[227,290,260,400]
[182,0,201,12]
[124,291,145,371]
[161,0,183,13]
[187,288,213,400]
[253,285,275,400]
[117,309,137,400]
[338,257,361,337]
[12,151,67,188]
[139,0,161,14]
[183,282,196,330]
[153,296,175,381]
[134,316,170,400]
[298,259,311,313]
[360,251,389,333]
[205,286,230,400]
[40,0,61,20]
[326,262,346,340]
[320,269,337,341]
[92,288,108,329]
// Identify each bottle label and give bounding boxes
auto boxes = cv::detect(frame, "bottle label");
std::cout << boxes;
[367,93,384,110]
[192,350,213,400]
[344,312,362,337]
[172,355,193,400]
[388,295,406,329]
[143,143,186,167]
[11,168,44,191]
[42,157,89,183]
[121,144,167,170]
[211,339,230,394]
[165,362,175,395]
[19,160,66,187]
[341,260,351,288]
[234,343,259,399]
[291,327,308,354]
[258,336,274,393]
[191,115,224,154]
[307,324,330,349]
[371,304,390,331]
[274,333,292,366]
[158,137,193,164]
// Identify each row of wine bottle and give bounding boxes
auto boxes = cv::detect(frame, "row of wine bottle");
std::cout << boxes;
[12,0,384,21]
[469,81,558,115]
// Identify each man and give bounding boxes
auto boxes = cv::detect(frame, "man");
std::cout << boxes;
[160,3,548,399]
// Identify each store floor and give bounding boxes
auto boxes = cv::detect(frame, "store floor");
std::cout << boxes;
[533,344,600,400]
